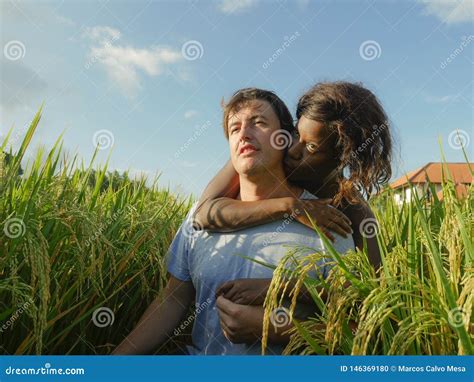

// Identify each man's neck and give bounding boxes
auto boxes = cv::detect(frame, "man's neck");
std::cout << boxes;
[239,167,302,201]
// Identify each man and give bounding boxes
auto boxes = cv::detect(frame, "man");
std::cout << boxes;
[113,88,354,355]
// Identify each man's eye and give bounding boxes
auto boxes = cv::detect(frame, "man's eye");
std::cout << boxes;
[255,120,265,125]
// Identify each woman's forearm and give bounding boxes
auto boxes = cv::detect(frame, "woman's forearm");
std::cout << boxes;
[195,197,294,232]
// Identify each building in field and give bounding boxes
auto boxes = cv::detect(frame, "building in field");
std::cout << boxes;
[390,162,472,204]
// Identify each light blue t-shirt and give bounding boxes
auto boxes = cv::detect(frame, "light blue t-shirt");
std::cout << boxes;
[166,190,354,355]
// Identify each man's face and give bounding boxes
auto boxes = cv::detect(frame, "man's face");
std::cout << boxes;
[227,100,285,176]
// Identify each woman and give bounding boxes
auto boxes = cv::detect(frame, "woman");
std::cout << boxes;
[195,81,392,307]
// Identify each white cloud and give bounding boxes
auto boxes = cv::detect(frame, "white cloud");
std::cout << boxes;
[184,110,198,119]
[419,0,473,24]
[424,94,458,104]
[83,26,183,97]
[218,0,258,14]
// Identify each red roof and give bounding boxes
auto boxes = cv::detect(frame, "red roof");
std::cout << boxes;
[390,162,473,189]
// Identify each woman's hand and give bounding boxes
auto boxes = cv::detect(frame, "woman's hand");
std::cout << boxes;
[289,198,353,242]
[216,296,292,346]
[216,296,264,344]
[215,278,271,305]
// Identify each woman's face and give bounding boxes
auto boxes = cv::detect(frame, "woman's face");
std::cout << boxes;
[284,115,340,185]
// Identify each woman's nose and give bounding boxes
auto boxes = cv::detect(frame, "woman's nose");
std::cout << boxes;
[288,140,303,161]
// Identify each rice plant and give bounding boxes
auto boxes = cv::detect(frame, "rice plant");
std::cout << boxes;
[0,108,193,354]
[262,156,473,355]
[1,108,472,355]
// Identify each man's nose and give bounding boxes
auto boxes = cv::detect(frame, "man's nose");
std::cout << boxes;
[238,122,253,142]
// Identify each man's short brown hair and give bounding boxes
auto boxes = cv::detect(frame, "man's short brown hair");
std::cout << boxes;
[222,88,294,139]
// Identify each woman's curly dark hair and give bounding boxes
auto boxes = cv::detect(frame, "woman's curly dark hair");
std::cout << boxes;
[296,81,392,205]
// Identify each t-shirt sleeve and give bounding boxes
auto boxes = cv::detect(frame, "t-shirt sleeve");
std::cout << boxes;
[166,206,197,282]
[166,223,192,281]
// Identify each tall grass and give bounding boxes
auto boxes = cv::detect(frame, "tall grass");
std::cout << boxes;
[1,109,472,355]
[0,108,193,354]
[262,157,473,355]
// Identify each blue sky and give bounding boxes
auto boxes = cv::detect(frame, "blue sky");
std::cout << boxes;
[1,0,472,197]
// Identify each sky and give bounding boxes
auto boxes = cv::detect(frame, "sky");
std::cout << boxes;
[0,0,473,198]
